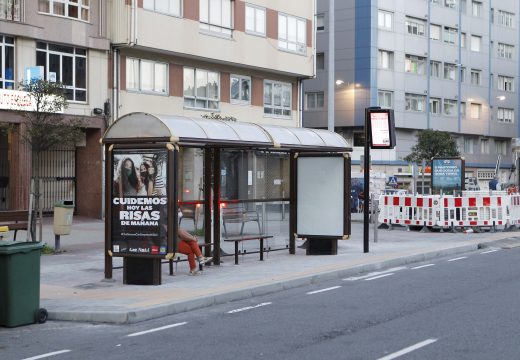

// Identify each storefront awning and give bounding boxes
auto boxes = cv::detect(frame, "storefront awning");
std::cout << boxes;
[103,112,351,151]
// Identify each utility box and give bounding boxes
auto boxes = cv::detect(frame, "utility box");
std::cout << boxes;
[53,201,74,235]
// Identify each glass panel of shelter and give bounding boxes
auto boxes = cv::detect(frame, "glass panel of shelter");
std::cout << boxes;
[220,149,290,257]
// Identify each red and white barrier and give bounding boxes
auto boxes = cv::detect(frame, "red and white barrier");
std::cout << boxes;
[378,195,438,227]
[378,193,518,230]
[438,195,507,228]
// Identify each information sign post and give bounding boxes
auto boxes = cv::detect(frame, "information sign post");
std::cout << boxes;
[364,107,396,253]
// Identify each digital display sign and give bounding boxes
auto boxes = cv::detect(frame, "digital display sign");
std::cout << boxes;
[366,108,396,149]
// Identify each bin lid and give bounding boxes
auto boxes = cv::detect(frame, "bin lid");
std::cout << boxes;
[54,200,75,208]
[0,240,44,255]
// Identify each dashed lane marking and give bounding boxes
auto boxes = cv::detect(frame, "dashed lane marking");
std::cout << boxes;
[364,273,394,281]
[481,249,500,254]
[127,322,188,337]
[227,302,272,314]
[21,350,72,360]
[306,286,342,295]
[447,256,467,262]
[411,264,435,270]
[343,266,407,281]
[377,338,438,360]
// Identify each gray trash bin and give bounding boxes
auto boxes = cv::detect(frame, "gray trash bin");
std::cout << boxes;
[53,200,74,236]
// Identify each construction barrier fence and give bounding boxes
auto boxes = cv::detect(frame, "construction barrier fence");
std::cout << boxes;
[378,193,519,230]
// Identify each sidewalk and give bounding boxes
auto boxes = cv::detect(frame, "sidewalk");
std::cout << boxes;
[27,217,520,324]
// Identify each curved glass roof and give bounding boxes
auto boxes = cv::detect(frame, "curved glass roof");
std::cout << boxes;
[103,112,350,151]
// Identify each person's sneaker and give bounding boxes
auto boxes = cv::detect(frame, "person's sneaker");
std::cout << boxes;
[197,256,213,265]
[189,270,202,276]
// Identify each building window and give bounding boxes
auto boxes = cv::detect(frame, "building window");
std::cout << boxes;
[378,90,393,108]
[278,13,306,54]
[264,80,292,117]
[498,75,514,92]
[495,140,507,155]
[0,0,21,21]
[470,35,481,52]
[497,10,514,28]
[245,4,265,36]
[443,26,457,45]
[405,54,426,75]
[470,103,481,119]
[230,74,250,104]
[126,58,167,94]
[497,108,514,123]
[0,35,14,89]
[36,42,87,102]
[183,67,219,110]
[305,92,324,110]
[480,138,489,154]
[470,69,481,85]
[430,61,441,77]
[464,138,473,153]
[430,24,441,40]
[38,0,89,21]
[445,0,457,9]
[461,33,466,47]
[316,53,325,70]
[378,50,394,70]
[444,99,457,116]
[405,17,426,36]
[497,43,514,59]
[378,10,393,30]
[405,93,426,112]
[316,13,325,32]
[444,63,457,80]
[430,97,441,114]
[471,1,482,17]
[199,0,232,37]
[143,0,181,16]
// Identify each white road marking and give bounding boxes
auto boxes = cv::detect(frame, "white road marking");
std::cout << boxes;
[306,286,342,295]
[21,350,72,360]
[411,264,435,270]
[481,249,500,254]
[364,273,394,281]
[227,302,272,314]
[448,256,467,262]
[377,338,438,360]
[343,266,407,281]
[127,322,187,337]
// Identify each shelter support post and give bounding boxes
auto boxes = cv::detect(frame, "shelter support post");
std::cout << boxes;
[104,145,112,279]
[204,148,212,258]
[213,148,221,265]
[289,152,296,254]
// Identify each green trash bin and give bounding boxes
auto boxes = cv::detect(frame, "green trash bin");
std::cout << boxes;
[0,240,47,327]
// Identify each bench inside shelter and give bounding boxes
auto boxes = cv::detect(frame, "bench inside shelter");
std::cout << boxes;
[0,210,30,241]
[221,203,261,238]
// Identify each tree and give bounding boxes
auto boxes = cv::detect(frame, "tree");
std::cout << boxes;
[404,129,460,164]
[17,80,86,241]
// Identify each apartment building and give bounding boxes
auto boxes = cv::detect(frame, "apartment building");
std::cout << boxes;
[107,0,315,126]
[0,1,109,216]
[0,1,315,217]
[304,0,519,190]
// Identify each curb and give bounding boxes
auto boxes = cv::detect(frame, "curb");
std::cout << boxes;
[46,240,505,324]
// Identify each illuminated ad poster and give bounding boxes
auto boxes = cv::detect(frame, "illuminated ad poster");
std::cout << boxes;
[370,111,391,147]
[111,149,168,256]
[431,158,464,195]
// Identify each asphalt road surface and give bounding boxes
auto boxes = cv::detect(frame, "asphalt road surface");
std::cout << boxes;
[2,246,520,360]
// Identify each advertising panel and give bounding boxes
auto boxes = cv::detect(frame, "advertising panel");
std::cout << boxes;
[111,149,168,256]
[431,158,464,195]
[367,108,396,149]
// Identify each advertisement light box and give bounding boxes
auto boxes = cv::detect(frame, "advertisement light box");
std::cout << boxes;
[367,108,396,149]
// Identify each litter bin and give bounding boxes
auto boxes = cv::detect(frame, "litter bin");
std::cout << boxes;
[53,200,74,235]
[0,240,47,327]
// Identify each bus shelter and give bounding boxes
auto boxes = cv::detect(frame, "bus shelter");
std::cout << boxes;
[102,112,352,285]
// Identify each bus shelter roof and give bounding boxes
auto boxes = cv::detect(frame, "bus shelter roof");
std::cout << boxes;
[102,112,351,151]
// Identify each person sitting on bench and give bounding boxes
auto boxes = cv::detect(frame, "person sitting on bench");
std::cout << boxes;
[177,228,211,276]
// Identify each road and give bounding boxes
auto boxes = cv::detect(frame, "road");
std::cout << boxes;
[2,246,520,360]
